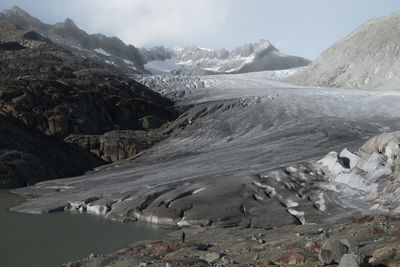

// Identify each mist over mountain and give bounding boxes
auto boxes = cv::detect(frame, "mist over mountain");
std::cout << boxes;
[0,6,310,76]
[142,40,311,75]
[294,11,400,89]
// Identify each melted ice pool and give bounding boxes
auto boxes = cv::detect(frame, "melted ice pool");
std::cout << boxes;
[0,190,171,267]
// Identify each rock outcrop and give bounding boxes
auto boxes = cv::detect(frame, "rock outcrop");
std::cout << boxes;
[294,11,400,89]
[64,129,169,162]
[0,19,178,187]
[0,110,103,188]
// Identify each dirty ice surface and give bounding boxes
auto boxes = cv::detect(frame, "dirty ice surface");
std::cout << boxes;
[12,70,400,228]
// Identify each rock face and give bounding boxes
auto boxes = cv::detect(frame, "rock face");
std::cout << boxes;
[294,11,400,89]
[65,129,168,162]
[0,19,178,187]
[142,40,310,74]
[0,110,103,188]
[0,6,147,75]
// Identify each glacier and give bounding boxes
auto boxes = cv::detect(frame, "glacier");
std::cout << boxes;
[11,70,400,228]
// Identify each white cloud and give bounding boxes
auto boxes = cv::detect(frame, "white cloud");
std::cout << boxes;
[63,0,232,47]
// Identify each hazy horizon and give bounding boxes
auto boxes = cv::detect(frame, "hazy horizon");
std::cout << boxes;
[0,1,400,60]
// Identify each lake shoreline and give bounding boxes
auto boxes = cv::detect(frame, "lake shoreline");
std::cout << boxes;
[63,214,400,266]
[0,190,172,267]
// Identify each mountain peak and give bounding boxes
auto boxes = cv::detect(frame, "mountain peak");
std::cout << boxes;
[294,11,400,89]
[2,6,32,17]
[257,39,272,48]
[64,17,76,26]
[11,5,27,13]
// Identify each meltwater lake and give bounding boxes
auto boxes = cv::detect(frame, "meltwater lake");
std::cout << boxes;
[0,190,171,267]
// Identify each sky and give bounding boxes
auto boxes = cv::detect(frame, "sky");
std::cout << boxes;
[0,0,400,60]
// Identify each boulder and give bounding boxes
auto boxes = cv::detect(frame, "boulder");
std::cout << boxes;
[200,252,221,263]
[339,254,362,267]
[319,239,348,264]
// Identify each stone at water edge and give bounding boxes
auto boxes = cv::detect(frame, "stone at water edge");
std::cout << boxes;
[319,239,348,264]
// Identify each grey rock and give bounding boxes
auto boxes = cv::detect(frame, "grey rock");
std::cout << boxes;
[338,254,362,267]
[319,239,348,264]
[200,252,221,263]
[88,252,97,259]
[305,241,317,249]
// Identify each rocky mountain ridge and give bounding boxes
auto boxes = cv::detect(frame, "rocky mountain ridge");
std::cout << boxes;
[0,6,148,75]
[294,11,400,90]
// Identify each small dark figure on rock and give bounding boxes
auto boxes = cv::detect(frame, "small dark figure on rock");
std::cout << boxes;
[181,231,186,243]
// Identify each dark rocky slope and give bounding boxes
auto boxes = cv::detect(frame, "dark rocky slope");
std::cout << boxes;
[0,20,178,187]
[294,11,400,89]
[0,6,148,75]
[0,110,103,188]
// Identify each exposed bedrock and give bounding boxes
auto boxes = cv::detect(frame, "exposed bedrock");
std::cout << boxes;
[64,122,170,163]
[294,11,400,89]
[0,110,103,188]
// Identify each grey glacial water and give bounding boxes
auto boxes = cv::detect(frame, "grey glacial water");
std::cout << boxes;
[0,190,170,267]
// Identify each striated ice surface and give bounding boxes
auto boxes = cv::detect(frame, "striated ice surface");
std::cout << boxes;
[11,71,400,227]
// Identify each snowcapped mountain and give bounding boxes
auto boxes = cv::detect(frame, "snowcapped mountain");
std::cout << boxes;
[142,40,311,75]
[0,6,309,76]
[0,6,148,74]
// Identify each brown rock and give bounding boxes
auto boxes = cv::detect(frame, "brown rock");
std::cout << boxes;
[389,235,400,243]
[356,216,375,224]
[147,242,186,256]
[274,243,317,265]
[369,243,399,265]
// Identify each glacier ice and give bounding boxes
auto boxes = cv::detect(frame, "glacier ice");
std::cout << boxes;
[11,71,400,227]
